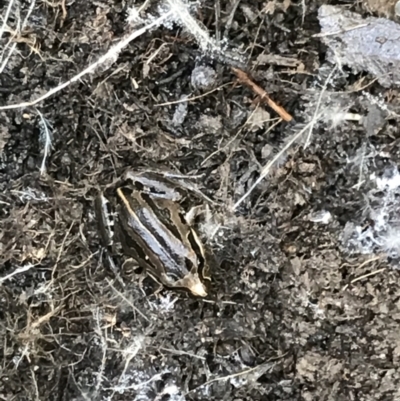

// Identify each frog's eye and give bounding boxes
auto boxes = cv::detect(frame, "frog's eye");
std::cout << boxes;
[166,273,180,283]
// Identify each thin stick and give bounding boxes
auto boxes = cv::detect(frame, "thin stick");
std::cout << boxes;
[166,0,220,54]
[37,109,53,175]
[0,264,35,285]
[304,65,337,148]
[341,256,383,291]
[312,23,369,38]
[31,303,60,329]
[232,67,293,122]
[93,308,108,396]
[354,142,366,190]
[157,346,206,360]
[106,279,149,321]
[233,114,322,210]
[184,359,279,396]
[351,268,386,284]
[155,82,231,106]
[214,0,221,42]
[0,11,173,111]
[30,368,40,401]
[185,365,262,395]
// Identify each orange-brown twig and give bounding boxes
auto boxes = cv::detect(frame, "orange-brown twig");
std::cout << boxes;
[232,67,293,122]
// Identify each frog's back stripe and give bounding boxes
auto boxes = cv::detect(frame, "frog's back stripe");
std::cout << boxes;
[117,188,191,279]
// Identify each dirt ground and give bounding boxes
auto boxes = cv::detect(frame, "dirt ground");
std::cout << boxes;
[1,1,400,400]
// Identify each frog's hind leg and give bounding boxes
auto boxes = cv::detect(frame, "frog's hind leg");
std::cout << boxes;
[147,272,165,296]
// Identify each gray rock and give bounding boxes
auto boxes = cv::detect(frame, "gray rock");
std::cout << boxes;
[318,5,400,87]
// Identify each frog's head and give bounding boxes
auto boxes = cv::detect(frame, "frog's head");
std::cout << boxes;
[174,272,208,297]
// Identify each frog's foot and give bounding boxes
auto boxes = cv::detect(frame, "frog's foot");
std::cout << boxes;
[151,283,165,298]
[121,259,146,292]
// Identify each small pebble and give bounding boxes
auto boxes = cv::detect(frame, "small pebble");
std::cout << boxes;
[191,65,217,91]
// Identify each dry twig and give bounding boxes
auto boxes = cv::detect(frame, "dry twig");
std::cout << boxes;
[0,264,35,285]
[155,82,231,106]
[232,67,293,122]
[350,268,386,284]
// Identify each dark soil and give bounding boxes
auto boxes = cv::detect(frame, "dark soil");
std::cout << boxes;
[1,1,400,400]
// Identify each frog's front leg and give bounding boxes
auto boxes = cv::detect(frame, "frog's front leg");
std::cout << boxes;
[184,205,205,226]
[123,259,165,296]
[150,282,165,297]
[123,258,145,279]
